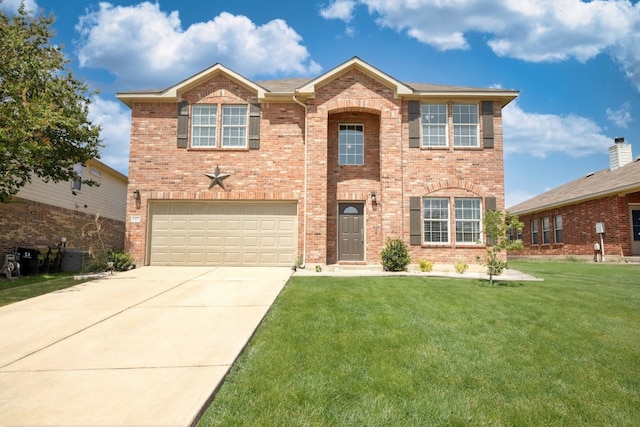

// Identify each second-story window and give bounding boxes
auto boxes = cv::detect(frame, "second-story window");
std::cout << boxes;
[421,104,447,147]
[191,105,217,147]
[222,105,248,148]
[453,104,479,147]
[339,124,364,165]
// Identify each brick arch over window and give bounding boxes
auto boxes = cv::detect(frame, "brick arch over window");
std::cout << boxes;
[422,179,487,197]
[323,98,396,117]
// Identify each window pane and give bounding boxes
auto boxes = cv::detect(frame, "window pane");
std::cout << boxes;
[422,104,447,147]
[222,105,247,147]
[423,198,449,243]
[192,105,217,147]
[339,124,364,165]
[453,104,478,147]
[554,215,563,243]
[455,198,481,243]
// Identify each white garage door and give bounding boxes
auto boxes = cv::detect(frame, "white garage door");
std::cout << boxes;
[148,202,297,266]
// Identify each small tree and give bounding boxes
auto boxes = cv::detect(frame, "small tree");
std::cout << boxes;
[482,210,524,285]
[0,5,102,202]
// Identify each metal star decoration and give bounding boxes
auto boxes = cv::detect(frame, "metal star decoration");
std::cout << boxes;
[205,165,230,190]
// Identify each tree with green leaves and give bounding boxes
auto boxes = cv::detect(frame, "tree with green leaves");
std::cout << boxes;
[481,209,524,285]
[0,4,101,202]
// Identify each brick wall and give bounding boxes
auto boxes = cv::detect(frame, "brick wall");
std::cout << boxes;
[0,197,125,256]
[125,75,306,264]
[513,191,640,258]
[401,100,505,265]
[125,69,507,266]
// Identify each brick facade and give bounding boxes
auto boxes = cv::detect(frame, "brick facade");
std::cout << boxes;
[119,58,517,266]
[0,197,125,256]
[515,191,640,259]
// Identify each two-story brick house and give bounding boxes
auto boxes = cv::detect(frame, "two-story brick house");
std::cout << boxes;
[116,57,518,267]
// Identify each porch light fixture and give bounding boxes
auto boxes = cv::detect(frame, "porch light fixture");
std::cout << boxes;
[133,189,141,200]
[371,192,377,204]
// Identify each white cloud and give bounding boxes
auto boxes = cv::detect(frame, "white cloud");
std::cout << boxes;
[320,0,357,21]
[320,0,640,91]
[0,0,39,13]
[88,96,131,175]
[606,103,633,129]
[503,101,612,158]
[75,2,321,88]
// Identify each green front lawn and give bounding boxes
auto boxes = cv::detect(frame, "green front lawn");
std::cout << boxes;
[199,261,640,426]
[0,273,92,307]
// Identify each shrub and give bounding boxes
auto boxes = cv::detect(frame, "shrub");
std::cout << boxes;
[106,249,136,271]
[454,262,468,274]
[418,259,434,272]
[381,238,411,272]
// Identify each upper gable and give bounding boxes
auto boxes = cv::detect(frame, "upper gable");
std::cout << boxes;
[297,57,413,98]
[117,57,519,108]
[117,63,266,108]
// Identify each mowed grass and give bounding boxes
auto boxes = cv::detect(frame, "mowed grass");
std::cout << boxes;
[0,273,91,307]
[199,261,640,426]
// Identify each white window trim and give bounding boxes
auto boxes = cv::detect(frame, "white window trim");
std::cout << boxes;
[531,219,539,245]
[422,197,450,244]
[221,104,248,148]
[554,215,563,244]
[421,103,448,147]
[542,217,551,245]
[338,123,365,166]
[191,104,218,148]
[454,197,482,245]
[452,103,480,148]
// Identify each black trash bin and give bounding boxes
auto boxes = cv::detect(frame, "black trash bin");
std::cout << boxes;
[17,247,38,276]
[17,246,50,275]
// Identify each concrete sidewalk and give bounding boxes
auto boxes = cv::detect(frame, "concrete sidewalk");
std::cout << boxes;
[294,263,542,281]
[0,266,292,427]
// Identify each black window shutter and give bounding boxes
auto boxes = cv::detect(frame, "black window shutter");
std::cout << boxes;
[485,196,497,246]
[177,101,189,148]
[410,196,422,245]
[408,101,421,148]
[482,101,494,149]
[249,103,260,150]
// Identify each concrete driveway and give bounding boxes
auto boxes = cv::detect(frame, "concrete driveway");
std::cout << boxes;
[0,266,292,427]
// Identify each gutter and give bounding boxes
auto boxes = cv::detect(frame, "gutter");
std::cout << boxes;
[293,95,308,269]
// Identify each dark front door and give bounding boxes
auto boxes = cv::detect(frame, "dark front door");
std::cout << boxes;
[338,203,364,261]
[632,208,640,255]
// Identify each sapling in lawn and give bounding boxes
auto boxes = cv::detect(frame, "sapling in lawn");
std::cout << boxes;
[481,210,524,285]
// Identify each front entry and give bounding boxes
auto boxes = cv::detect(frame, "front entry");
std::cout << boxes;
[631,207,640,255]
[338,203,365,261]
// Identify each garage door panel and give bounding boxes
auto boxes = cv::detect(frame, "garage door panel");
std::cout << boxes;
[149,202,297,266]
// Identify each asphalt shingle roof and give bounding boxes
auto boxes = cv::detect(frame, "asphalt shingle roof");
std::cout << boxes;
[509,158,640,214]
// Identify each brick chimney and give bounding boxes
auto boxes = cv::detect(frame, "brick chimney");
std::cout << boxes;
[609,137,633,170]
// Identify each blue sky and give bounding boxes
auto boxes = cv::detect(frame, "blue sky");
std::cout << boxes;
[3,0,640,207]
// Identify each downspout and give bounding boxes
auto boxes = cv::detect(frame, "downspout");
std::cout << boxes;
[293,94,308,268]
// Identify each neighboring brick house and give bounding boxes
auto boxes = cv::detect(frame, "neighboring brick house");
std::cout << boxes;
[116,57,518,267]
[509,138,640,260]
[0,159,128,256]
